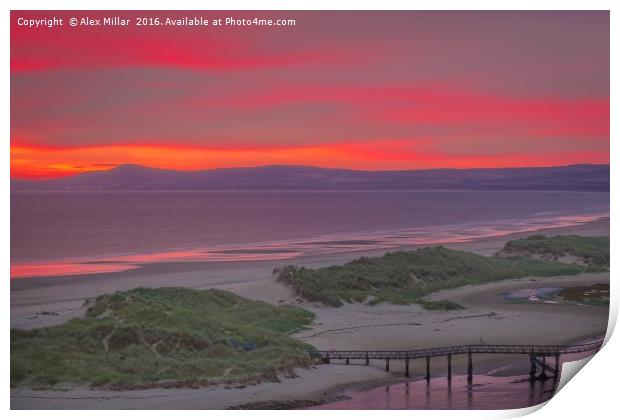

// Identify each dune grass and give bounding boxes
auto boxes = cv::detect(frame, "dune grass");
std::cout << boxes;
[276,246,588,307]
[11,287,316,389]
[497,235,609,269]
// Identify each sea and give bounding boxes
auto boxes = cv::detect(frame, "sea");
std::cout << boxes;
[10,190,609,278]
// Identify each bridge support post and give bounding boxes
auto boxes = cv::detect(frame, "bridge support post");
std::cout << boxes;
[346,358,349,365]
[426,356,431,382]
[467,351,473,384]
[529,354,536,381]
[554,353,560,379]
[385,358,390,372]
[539,356,548,380]
[405,358,410,378]
[365,352,369,366]
[447,354,452,381]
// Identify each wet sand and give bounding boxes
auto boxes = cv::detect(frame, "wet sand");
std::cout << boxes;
[10,218,609,409]
[10,365,391,410]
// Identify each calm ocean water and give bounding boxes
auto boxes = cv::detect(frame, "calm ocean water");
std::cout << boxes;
[10,191,609,278]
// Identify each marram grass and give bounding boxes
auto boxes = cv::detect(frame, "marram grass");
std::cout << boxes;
[276,245,592,307]
[11,287,316,389]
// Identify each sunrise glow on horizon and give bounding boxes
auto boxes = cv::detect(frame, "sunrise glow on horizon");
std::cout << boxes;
[11,11,610,179]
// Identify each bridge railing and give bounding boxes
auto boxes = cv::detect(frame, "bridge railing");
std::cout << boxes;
[309,340,603,360]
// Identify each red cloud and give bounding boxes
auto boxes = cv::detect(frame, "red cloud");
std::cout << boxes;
[11,11,363,73]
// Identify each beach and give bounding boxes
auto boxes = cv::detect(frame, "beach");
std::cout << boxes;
[10,218,610,409]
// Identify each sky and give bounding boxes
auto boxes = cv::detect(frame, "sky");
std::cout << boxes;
[11,11,610,179]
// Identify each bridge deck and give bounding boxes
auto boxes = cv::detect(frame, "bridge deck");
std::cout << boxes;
[313,340,603,360]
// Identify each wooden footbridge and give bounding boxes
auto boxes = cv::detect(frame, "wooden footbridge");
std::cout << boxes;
[312,340,603,383]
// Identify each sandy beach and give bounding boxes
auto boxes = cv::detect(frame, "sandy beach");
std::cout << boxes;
[10,5,612,411]
[10,218,610,409]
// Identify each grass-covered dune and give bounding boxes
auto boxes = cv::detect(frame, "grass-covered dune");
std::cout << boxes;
[11,288,316,389]
[496,235,609,269]
[276,246,590,307]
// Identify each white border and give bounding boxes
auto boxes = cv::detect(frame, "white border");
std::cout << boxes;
[4,1,617,419]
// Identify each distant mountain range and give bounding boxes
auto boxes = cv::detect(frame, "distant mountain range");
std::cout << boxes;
[10,164,610,192]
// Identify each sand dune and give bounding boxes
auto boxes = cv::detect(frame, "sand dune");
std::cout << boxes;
[10,218,609,409]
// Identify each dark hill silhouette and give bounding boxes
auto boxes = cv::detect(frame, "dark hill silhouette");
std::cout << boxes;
[10,164,610,192]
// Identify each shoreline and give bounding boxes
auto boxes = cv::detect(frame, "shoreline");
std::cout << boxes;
[10,212,609,280]
[10,218,610,409]
[10,216,609,329]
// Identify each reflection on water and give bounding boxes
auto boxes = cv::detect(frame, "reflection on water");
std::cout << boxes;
[501,285,610,307]
[11,211,608,278]
[500,287,563,304]
[312,374,558,410]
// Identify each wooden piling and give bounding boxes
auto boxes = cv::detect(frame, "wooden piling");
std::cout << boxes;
[529,354,536,381]
[467,351,473,383]
[426,356,431,382]
[405,358,410,378]
[385,358,390,372]
[539,356,549,380]
[447,354,452,381]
